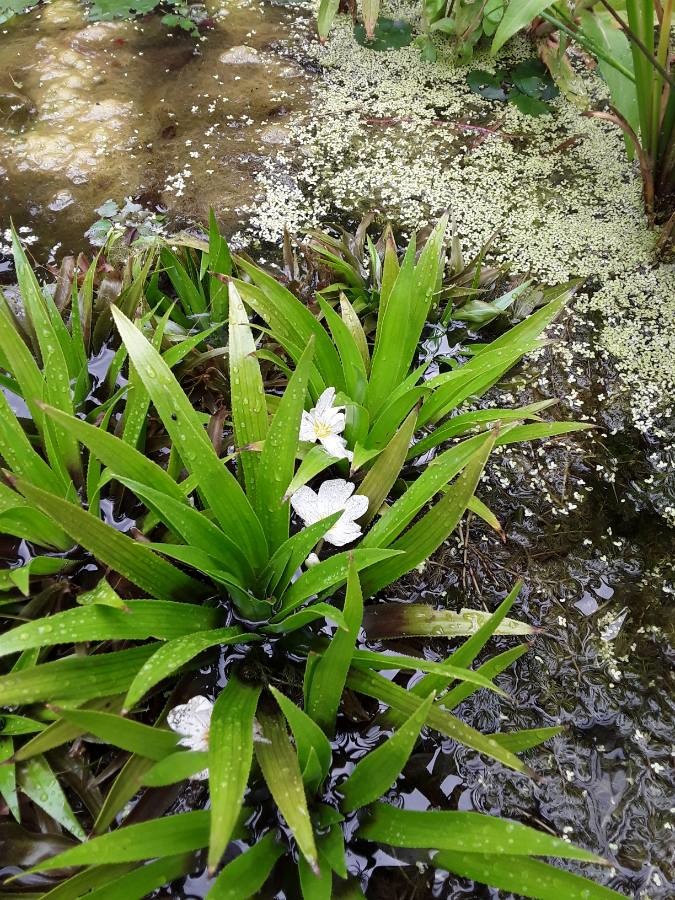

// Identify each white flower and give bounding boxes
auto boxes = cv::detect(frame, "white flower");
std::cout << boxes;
[167,695,213,780]
[166,697,271,781]
[299,387,352,461]
[291,479,368,547]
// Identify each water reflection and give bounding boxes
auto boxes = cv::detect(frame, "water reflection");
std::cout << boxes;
[0,0,311,258]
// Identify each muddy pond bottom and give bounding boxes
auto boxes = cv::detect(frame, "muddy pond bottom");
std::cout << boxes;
[0,0,311,260]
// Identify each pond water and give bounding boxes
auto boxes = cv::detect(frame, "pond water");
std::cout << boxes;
[0,2,673,899]
[0,0,311,260]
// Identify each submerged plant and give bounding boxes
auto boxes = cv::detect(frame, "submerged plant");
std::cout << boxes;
[0,221,620,898]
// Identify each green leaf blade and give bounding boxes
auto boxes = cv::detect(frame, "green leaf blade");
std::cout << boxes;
[207,832,284,900]
[359,803,604,862]
[306,559,363,735]
[340,692,435,813]
[434,849,622,900]
[255,707,319,874]
[208,675,262,872]
[29,811,211,871]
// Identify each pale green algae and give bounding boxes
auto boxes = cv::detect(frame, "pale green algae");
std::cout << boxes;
[244,2,674,510]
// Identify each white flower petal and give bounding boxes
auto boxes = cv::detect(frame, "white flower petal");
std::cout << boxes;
[317,478,355,510]
[167,695,213,752]
[299,411,317,442]
[325,517,363,546]
[305,552,321,568]
[313,387,336,417]
[343,493,369,521]
[322,408,346,433]
[253,720,272,744]
[291,485,320,525]
[319,432,351,460]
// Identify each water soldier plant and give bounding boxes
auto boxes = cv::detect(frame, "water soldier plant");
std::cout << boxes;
[0,221,621,898]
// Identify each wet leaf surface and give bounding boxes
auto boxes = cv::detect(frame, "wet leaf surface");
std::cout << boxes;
[354,18,413,52]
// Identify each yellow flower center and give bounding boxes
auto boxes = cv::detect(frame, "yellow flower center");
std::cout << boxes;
[314,420,333,439]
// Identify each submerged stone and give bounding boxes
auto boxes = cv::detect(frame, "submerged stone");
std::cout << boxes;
[219,45,261,64]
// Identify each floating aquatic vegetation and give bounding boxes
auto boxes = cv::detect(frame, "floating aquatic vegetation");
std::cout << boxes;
[467,57,559,116]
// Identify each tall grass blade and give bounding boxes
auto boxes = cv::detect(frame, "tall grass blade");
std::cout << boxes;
[256,339,314,551]
[28,812,210,871]
[17,755,86,839]
[433,850,621,900]
[124,628,256,711]
[0,644,156,706]
[0,600,218,658]
[359,804,604,861]
[228,281,268,501]
[269,686,332,791]
[55,709,179,760]
[111,307,268,569]
[346,667,527,773]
